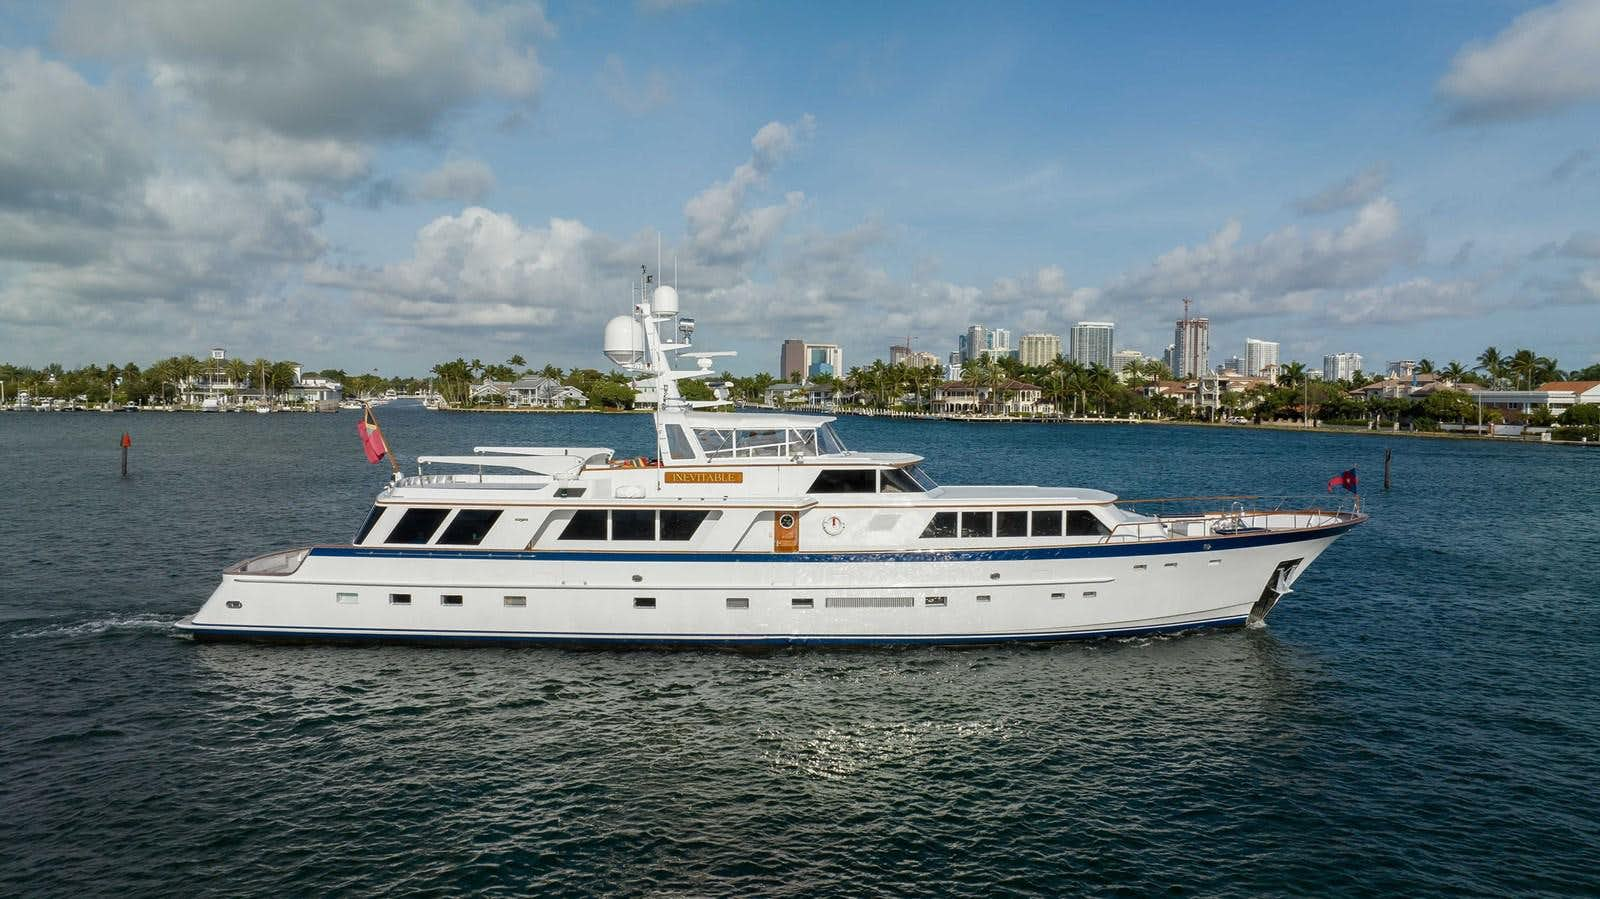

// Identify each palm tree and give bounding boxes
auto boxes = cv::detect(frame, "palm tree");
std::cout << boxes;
[1509,349,1540,390]
[1277,362,1307,388]
[268,361,299,399]
[1441,361,1470,383]
[224,357,248,388]
[1475,347,1504,387]
[1417,358,1435,374]
[983,358,1010,413]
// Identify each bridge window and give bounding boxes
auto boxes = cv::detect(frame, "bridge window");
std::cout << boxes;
[438,509,502,545]
[665,424,696,460]
[354,506,385,543]
[817,424,847,454]
[961,511,994,538]
[1066,510,1110,536]
[808,469,876,493]
[559,509,608,540]
[1031,510,1062,537]
[735,428,787,457]
[386,508,449,544]
[694,428,734,457]
[997,511,1028,537]
[787,429,819,455]
[920,511,957,538]
[879,468,925,493]
[907,465,939,490]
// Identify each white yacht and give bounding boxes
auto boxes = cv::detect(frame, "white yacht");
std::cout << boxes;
[176,274,1364,647]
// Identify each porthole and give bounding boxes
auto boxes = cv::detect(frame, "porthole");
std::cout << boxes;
[1082,590,1098,598]
[1050,592,1065,600]
[726,597,750,609]
[792,597,814,609]
[924,596,948,607]
[389,593,412,605]
[634,597,656,609]
[336,592,358,605]
[976,594,992,603]
[503,595,527,608]
[441,594,464,606]
[225,600,242,609]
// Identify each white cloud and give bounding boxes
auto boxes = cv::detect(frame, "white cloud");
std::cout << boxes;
[597,54,672,114]
[0,49,150,212]
[409,158,496,203]
[1438,0,1600,122]
[1292,163,1390,215]
[1105,197,1420,309]
[215,131,371,185]
[60,0,551,141]
[1328,278,1483,325]
[1558,231,1600,258]
[683,114,815,266]
[308,208,610,333]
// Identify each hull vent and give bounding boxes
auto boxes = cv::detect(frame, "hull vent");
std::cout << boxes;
[825,596,914,609]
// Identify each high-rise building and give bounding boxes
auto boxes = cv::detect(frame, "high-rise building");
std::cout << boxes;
[1220,355,1245,374]
[905,350,941,369]
[987,328,1012,355]
[1173,315,1210,379]
[780,340,842,381]
[1112,349,1144,378]
[889,345,910,365]
[963,325,985,363]
[1244,338,1280,378]
[1162,344,1176,374]
[1018,333,1062,367]
[1324,352,1364,382]
[1069,322,1115,369]
[780,339,806,382]
[806,344,842,378]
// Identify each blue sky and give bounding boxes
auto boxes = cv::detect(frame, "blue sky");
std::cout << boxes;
[1,0,1597,376]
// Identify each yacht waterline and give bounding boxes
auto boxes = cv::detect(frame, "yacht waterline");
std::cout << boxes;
[176,274,1364,647]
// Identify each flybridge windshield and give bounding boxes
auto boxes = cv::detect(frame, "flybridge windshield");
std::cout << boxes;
[694,423,847,459]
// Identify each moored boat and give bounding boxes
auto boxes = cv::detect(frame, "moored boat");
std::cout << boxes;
[176,271,1364,647]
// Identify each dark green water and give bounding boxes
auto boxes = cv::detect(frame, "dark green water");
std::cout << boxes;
[1,408,1596,896]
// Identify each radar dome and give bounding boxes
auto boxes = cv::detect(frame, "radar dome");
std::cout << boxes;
[603,315,646,367]
[653,285,679,316]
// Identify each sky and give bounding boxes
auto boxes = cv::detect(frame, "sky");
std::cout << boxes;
[1,0,1598,377]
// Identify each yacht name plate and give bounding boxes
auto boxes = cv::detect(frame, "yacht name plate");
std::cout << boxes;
[665,471,744,484]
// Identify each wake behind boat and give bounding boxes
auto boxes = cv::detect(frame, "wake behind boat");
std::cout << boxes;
[176,272,1364,647]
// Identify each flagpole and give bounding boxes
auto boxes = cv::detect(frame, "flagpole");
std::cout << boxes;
[365,402,402,477]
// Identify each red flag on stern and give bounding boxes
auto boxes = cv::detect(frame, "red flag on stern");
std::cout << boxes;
[358,405,388,464]
[1326,468,1357,493]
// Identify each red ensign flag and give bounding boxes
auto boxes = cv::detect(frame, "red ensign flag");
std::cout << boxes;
[358,407,387,464]
[1326,468,1357,493]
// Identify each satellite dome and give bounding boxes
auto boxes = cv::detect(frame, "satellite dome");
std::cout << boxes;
[603,315,646,367]
[653,285,679,316]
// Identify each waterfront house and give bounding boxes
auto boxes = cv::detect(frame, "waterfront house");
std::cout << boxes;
[931,379,1045,415]
[470,376,586,408]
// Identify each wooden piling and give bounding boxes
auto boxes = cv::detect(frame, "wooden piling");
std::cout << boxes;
[1383,447,1391,491]
[120,432,131,478]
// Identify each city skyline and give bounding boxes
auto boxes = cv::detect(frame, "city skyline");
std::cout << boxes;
[0,3,1597,375]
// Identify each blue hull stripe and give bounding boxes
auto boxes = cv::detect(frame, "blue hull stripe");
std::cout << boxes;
[179,615,1249,646]
[313,520,1358,565]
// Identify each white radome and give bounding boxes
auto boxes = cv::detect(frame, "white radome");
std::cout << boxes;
[652,284,679,315]
[603,315,646,367]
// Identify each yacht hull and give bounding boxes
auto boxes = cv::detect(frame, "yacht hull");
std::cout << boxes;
[174,521,1353,647]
